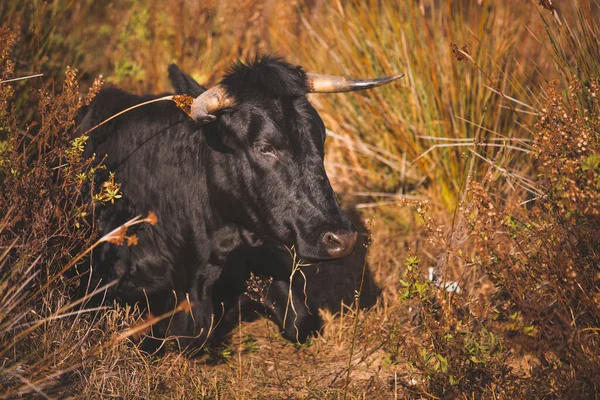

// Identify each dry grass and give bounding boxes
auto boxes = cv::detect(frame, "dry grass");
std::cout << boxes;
[1,0,600,398]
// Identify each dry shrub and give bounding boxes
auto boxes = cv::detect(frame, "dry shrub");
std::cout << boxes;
[0,25,105,397]
[469,81,600,398]
[388,255,516,399]
[395,79,600,398]
[0,59,101,276]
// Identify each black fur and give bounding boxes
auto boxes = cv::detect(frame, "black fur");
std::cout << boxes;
[78,57,357,349]
[221,56,308,100]
[168,64,206,96]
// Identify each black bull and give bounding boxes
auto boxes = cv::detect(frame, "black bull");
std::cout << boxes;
[78,57,400,349]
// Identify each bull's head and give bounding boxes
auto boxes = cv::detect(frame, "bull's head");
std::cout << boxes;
[170,57,402,261]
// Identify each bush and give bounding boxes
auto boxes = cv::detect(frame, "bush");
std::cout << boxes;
[470,80,600,398]
[0,25,102,397]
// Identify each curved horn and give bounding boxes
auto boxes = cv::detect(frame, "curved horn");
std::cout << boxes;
[190,85,234,123]
[306,72,404,93]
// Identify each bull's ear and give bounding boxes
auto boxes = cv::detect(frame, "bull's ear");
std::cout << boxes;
[168,64,206,97]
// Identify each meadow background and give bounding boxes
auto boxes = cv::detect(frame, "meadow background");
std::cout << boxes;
[1,0,599,398]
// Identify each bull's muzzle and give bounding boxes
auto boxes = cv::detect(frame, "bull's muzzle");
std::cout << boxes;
[322,229,358,258]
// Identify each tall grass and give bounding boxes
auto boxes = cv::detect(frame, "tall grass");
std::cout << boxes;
[275,0,544,210]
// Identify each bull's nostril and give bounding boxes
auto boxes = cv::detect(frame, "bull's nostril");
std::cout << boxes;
[324,232,341,246]
[322,230,358,258]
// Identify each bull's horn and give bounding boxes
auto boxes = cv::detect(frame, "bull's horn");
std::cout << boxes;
[306,72,404,93]
[190,85,234,123]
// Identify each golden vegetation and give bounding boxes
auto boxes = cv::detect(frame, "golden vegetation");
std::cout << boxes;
[1,0,599,398]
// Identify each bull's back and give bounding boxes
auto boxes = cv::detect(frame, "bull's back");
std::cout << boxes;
[81,88,176,157]
[80,87,204,234]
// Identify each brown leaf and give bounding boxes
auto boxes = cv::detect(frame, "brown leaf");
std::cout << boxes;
[538,0,555,11]
[106,225,127,246]
[450,42,470,62]
[145,211,158,226]
[126,234,139,246]
[173,95,194,118]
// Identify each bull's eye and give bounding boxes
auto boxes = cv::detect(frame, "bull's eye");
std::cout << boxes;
[254,143,277,158]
